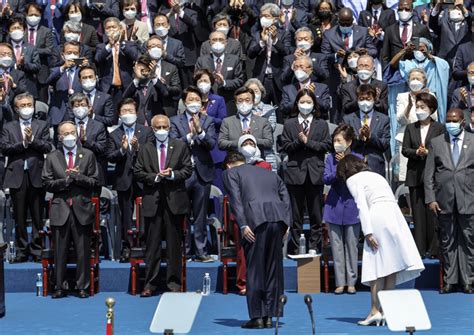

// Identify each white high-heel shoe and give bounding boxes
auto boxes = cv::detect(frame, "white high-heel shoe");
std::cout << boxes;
[357,312,383,326]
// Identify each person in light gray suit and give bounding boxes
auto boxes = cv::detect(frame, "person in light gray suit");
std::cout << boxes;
[218,87,273,156]
[424,108,474,294]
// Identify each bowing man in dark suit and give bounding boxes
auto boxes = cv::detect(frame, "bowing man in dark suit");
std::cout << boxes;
[342,84,390,177]
[41,121,99,299]
[170,86,216,262]
[69,92,108,188]
[223,152,291,329]
[152,14,186,68]
[280,89,332,255]
[195,31,244,108]
[0,93,52,262]
[24,2,55,103]
[107,98,154,262]
[134,114,193,297]
[402,92,445,257]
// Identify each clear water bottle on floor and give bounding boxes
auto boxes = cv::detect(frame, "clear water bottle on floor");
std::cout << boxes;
[299,234,307,255]
[202,273,211,296]
[8,241,16,263]
[36,273,43,296]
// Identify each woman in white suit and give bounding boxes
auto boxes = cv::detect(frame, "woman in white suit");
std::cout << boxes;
[120,0,150,45]
[337,155,424,326]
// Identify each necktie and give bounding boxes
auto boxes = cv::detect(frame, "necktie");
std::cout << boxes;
[242,117,249,130]
[14,45,21,64]
[401,23,408,46]
[452,137,460,166]
[112,44,122,87]
[302,120,309,135]
[141,0,148,23]
[67,151,74,169]
[87,93,92,105]
[344,34,349,50]
[23,120,30,127]
[160,143,166,171]
[215,57,222,74]
[363,113,369,126]
[284,10,290,30]
[2,73,8,91]
[175,13,180,30]
[373,11,378,25]
[23,121,30,170]
[29,28,35,45]
[142,85,148,97]
[78,121,85,142]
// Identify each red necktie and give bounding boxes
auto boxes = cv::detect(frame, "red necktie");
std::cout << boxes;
[160,143,166,171]
[344,34,349,50]
[29,28,35,45]
[401,23,408,46]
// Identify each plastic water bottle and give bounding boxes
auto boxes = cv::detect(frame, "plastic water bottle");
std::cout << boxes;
[8,241,16,263]
[202,273,211,296]
[299,234,307,255]
[36,273,43,297]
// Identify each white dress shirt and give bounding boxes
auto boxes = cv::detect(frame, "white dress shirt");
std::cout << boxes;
[449,128,465,152]
[155,138,175,180]
[63,146,77,166]
[399,19,413,42]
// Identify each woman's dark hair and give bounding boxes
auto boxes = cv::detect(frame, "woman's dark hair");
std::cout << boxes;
[193,68,215,86]
[7,14,26,30]
[62,1,85,18]
[332,124,356,145]
[25,2,43,15]
[341,47,368,70]
[336,155,369,182]
[223,151,245,169]
[290,88,321,118]
[120,0,141,14]
[312,0,336,19]
[366,0,388,11]
[415,92,438,113]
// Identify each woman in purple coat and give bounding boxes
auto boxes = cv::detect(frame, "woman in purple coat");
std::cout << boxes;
[323,124,362,295]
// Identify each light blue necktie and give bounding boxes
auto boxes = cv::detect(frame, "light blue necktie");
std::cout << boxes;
[242,117,249,130]
[452,137,460,166]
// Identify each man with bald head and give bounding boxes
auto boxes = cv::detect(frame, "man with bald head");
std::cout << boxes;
[424,108,474,294]
[134,114,193,297]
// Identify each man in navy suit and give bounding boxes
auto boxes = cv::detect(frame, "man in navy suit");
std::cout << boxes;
[170,86,216,262]
[80,0,120,40]
[452,22,474,84]
[223,151,291,329]
[342,84,390,176]
[107,98,154,262]
[0,92,52,262]
[36,0,70,44]
[451,62,474,115]
[280,55,331,120]
[278,0,308,41]
[152,14,186,68]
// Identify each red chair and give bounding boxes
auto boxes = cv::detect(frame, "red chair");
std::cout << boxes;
[128,197,187,295]
[41,197,100,296]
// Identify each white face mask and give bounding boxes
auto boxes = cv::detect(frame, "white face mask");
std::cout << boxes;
[298,102,313,115]
[0,56,13,68]
[358,100,374,112]
[467,75,474,85]
[154,129,169,142]
[81,79,96,92]
[26,15,41,27]
[294,69,310,82]
[240,145,257,158]
[357,69,373,81]
[211,41,225,54]
[449,9,463,22]
[186,102,202,114]
[348,57,359,70]
[216,27,229,35]
[120,113,137,126]
[296,41,311,51]
[237,103,253,116]
[414,50,426,62]
[254,93,261,104]
[65,32,80,42]
[69,13,82,23]
[9,30,24,42]
[415,109,430,121]
[62,134,77,149]
[409,79,424,92]
[18,107,34,120]
[334,143,347,153]
[73,106,89,119]
[64,54,79,61]
[197,82,211,94]
[260,17,274,28]
[398,10,413,22]
[281,0,294,6]
[123,10,137,20]
[154,27,168,37]
[148,47,162,60]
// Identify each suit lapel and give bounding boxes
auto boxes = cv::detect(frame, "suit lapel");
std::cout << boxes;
[180,113,190,133]
[414,122,422,145]
[150,141,160,172]
[165,139,175,168]
[457,132,470,168]
[443,133,456,169]
[14,121,23,142]
[31,119,40,138]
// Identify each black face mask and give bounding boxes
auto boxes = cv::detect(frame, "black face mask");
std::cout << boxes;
[318,11,332,20]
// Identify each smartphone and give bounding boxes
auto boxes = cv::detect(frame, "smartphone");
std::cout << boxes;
[73,58,85,66]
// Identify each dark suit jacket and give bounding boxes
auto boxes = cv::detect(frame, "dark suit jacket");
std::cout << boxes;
[11,43,41,97]
[42,147,99,226]
[80,0,120,35]
[401,120,445,187]
[23,26,54,85]
[342,111,390,176]
[170,113,216,183]
[66,90,116,126]
[280,81,331,118]
[133,138,193,217]
[162,36,186,68]
[159,60,182,117]
[357,9,396,30]
[451,85,473,112]
[195,53,244,102]
[0,119,52,189]
[281,52,329,84]
[95,41,141,93]
[340,79,388,115]
[223,163,292,230]
[321,25,378,61]
[0,69,27,128]
[452,40,474,83]
[200,38,243,59]
[107,123,154,191]
[280,116,332,185]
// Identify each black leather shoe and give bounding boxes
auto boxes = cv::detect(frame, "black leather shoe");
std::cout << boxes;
[140,288,154,297]
[440,284,456,294]
[78,290,89,298]
[462,285,473,294]
[52,290,67,299]
[263,317,273,328]
[241,318,264,329]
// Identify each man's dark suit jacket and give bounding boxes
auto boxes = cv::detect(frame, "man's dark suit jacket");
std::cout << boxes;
[11,43,41,97]
[280,116,332,185]
[357,9,397,30]
[170,113,216,183]
[281,52,329,84]
[133,138,193,217]
[42,147,99,226]
[0,68,27,128]
[340,78,388,115]
[321,25,378,61]
[342,111,390,176]
[159,60,182,117]
[402,120,445,187]
[107,123,154,192]
[451,85,473,112]
[66,90,116,127]
[195,53,244,102]
[223,163,292,230]
[0,119,52,189]
[23,26,54,86]
[162,37,186,68]
[452,41,474,83]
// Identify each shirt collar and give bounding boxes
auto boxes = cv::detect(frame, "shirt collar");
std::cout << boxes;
[27,25,37,31]
[63,146,77,157]
[20,118,32,124]
[124,124,135,132]
[298,113,313,124]
[399,20,413,27]
[360,110,374,120]
[212,53,224,62]
[84,88,96,96]
[75,116,89,125]
[239,113,252,121]
[12,41,23,48]
[156,138,169,147]
[449,129,465,142]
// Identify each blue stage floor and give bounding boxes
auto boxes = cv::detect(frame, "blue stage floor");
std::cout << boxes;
[2,291,473,334]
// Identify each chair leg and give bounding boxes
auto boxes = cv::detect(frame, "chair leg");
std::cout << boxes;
[131,263,137,295]
[42,262,48,297]
[96,264,100,293]
[324,257,329,294]
[90,265,95,296]
[439,260,444,292]
[223,263,228,295]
